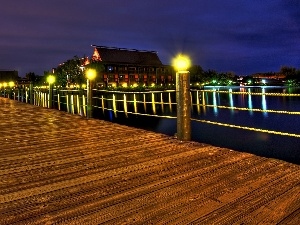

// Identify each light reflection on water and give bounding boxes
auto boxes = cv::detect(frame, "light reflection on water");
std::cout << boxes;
[261,88,267,117]
[191,86,300,164]
[93,86,300,164]
[248,89,253,116]
[212,90,218,115]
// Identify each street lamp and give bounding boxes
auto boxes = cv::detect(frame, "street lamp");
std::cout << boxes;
[47,75,56,108]
[0,83,3,97]
[172,54,191,72]
[172,54,191,141]
[86,69,97,118]
[47,75,55,85]
[7,81,15,99]
[8,81,15,88]
[3,82,7,98]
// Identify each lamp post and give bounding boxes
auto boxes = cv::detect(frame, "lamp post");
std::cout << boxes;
[47,75,55,108]
[3,82,7,98]
[8,81,15,99]
[86,69,96,118]
[172,54,191,141]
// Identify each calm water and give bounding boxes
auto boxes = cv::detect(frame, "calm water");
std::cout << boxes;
[94,86,300,164]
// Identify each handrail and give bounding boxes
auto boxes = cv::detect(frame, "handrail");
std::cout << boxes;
[1,88,300,138]
[195,104,300,115]
[191,118,300,138]
[201,89,300,96]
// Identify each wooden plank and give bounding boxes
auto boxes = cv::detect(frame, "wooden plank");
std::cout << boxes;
[0,97,299,224]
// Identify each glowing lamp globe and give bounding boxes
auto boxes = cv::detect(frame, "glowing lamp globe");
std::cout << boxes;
[172,54,191,72]
[86,69,97,80]
[9,81,15,87]
[47,75,56,84]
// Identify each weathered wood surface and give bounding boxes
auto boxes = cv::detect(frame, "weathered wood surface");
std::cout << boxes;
[0,97,299,224]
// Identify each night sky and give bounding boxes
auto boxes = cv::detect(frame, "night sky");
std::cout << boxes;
[1,0,299,77]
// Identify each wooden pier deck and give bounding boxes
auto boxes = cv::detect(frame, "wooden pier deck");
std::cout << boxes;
[0,97,299,224]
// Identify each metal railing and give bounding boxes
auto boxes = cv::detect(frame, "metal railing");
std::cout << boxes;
[1,87,300,138]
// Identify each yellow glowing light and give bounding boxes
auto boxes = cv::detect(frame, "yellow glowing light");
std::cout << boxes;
[47,75,56,84]
[0,83,2,88]
[133,83,138,87]
[151,83,155,87]
[172,54,191,71]
[82,84,87,89]
[122,83,128,88]
[8,81,15,87]
[86,69,97,80]
[191,118,300,138]
[3,82,7,87]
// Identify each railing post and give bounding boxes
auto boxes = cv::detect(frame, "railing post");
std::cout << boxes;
[46,75,55,108]
[49,83,53,108]
[87,79,92,118]
[21,88,24,102]
[17,87,20,101]
[176,71,191,141]
[29,82,34,104]
[85,69,96,119]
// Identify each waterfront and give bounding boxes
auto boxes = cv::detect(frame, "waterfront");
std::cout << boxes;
[1,85,299,164]
[190,86,300,164]
[95,86,300,164]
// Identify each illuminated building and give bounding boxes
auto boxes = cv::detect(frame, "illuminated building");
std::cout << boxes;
[90,45,174,86]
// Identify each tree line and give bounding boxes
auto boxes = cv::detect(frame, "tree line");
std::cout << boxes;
[24,56,300,87]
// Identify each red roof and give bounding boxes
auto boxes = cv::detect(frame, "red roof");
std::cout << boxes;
[92,45,163,66]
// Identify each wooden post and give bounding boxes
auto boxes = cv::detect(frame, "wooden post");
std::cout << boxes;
[29,82,34,104]
[176,71,191,141]
[48,83,53,108]
[87,79,92,118]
